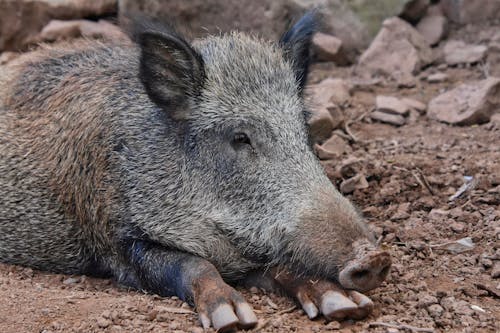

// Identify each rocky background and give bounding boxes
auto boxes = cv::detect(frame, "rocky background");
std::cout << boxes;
[0,0,499,332]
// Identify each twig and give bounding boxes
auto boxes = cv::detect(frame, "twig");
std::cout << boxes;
[274,305,297,316]
[369,321,435,332]
[412,168,435,195]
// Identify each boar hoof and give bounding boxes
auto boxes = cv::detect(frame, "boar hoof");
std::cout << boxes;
[195,279,257,331]
[294,280,374,321]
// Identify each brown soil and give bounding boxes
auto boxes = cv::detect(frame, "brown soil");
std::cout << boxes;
[1,20,499,333]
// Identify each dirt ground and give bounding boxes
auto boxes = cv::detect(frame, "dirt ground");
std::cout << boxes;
[1,19,499,333]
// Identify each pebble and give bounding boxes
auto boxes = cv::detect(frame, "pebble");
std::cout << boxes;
[491,261,500,278]
[97,318,112,328]
[450,222,466,233]
[370,110,406,126]
[427,72,448,83]
[427,304,444,317]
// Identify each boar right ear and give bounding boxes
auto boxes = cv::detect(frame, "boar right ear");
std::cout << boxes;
[279,11,317,92]
[138,28,205,120]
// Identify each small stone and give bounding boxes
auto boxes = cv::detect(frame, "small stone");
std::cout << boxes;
[427,304,444,317]
[401,97,427,113]
[417,294,438,308]
[428,77,500,125]
[316,135,352,160]
[370,110,406,126]
[326,320,341,330]
[312,32,349,65]
[340,174,369,194]
[450,222,465,233]
[427,72,448,83]
[97,318,112,328]
[491,261,500,279]
[376,95,410,116]
[63,277,80,285]
[308,107,335,143]
[309,78,351,108]
[417,14,448,46]
[443,40,488,65]
[357,17,433,84]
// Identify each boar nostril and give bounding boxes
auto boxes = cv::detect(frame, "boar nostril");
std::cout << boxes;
[351,269,371,281]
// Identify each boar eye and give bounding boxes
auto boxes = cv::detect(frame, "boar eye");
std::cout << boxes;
[231,132,251,148]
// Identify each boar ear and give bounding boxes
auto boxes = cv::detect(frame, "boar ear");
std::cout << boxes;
[279,11,317,91]
[138,27,205,120]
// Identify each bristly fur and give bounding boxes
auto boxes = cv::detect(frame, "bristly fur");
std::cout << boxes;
[0,14,374,296]
[279,10,318,91]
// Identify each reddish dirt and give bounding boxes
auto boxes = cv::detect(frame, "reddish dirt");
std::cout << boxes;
[1,20,499,333]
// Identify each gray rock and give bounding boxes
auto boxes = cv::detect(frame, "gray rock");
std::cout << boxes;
[316,135,352,160]
[340,174,369,194]
[441,0,500,23]
[38,19,127,43]
[376,95,410,116]
[370,110,406,126]
[427,77,500,125]
[492,261,500,279]
[357,17,433,86]
[401,97,427,113]
[444,40,488,65]
[427,72,449,83]
[312,32,349,65]
[308,108,336,143]
[417,14,448,46]
[0,0,117,51]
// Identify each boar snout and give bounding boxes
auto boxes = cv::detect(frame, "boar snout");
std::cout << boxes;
[338,249,391,292]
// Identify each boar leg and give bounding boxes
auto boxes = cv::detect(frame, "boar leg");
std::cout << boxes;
[120,240,257,331]
[242,269,373,321]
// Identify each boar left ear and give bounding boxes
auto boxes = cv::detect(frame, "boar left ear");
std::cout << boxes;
[279,11,317,91]
[138,26,205,121]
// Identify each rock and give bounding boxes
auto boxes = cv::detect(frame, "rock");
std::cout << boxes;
[441,0,500,23]
[450,222,466,233]
[316,135,352,160]
[427,304,444,317]
[492,261,500,279]
[370,110,406,126]
[400,0,430,24]
[427,72,448,83]
[416,14,448,46]
[39,19,127,43]
[0,0,118,51]
[97,318,112,328]
[308,108,335,143]
[357,17,433,86]
[312,32,349,65]
[340,174,369,194]
[427,77,500,125]
[309,78,351,108]
[443,40,488,65]
[417,294,438,308]
[401,97,426,113]
[376,95,410,116]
